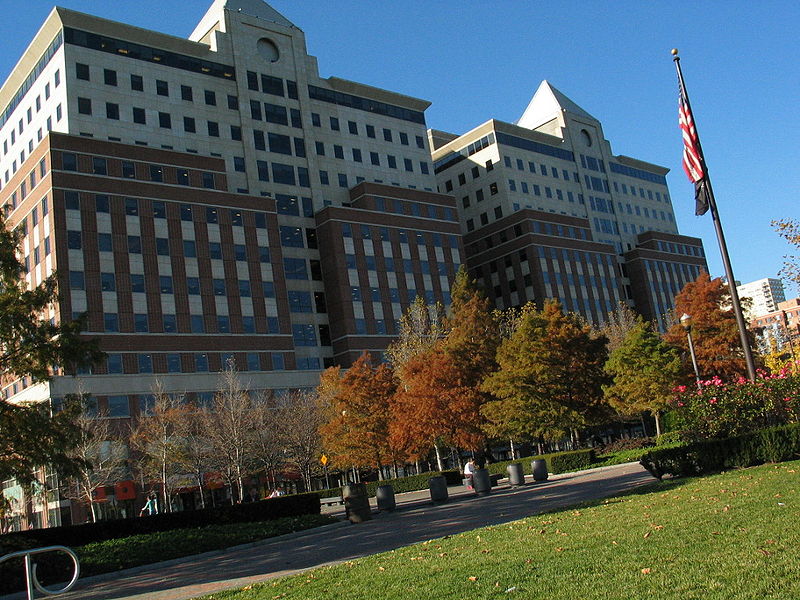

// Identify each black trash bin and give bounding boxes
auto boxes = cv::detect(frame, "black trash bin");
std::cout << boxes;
[507,462,525,486]
[376,484,396,511]
[472,468,492,495]
[343,483,372,523]
[428,475,449,503]
[531,458,548,482]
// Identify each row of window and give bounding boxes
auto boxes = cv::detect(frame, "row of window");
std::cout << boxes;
[1,48,60,159]
[64,192,268,228]
[342,222,460,247]
[70,267,286,299]
[312,139,431,175]
[67,229,272,263]
[61,151,218,189]
[91,350,298,379]
[349,285,451,308]
[74,309,282,336]
[75,62,239,107]
[2,157,48,217]
[654,240,704,257]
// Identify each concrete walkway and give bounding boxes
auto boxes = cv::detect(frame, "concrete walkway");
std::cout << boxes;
[2,462,654,600]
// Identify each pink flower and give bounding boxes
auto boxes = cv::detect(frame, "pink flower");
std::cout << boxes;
[709,397,718,404]
[675,385,687,393]
[677,402,685,407]
[785,397,793,403]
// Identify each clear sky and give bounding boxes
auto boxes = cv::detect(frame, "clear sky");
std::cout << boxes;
[2,1,798,292]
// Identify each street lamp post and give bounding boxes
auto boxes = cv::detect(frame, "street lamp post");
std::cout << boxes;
[680,313,702,390]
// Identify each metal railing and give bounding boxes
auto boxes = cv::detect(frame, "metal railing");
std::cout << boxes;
[0,545,80,599]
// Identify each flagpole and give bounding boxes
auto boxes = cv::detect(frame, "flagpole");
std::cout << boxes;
[672,49,757,382]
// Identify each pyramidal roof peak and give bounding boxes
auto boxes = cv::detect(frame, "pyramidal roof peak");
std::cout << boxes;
[190,0,295,41]
[516,80,596,130]
[223,0,295,27]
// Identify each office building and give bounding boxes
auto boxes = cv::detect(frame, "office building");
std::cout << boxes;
[736,277,786,319]
[430,80,707,329]
[0,0,458,526]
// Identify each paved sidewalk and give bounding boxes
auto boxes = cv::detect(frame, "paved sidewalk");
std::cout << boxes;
[2,462,653,600]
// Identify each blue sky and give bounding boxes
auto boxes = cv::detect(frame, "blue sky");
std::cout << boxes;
[2,1,798,292]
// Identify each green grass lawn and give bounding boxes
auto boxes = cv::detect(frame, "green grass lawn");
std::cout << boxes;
[199,461,800,600]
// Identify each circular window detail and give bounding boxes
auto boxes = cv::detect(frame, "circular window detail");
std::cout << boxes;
[580,129,592,147]
[257,38,279,63]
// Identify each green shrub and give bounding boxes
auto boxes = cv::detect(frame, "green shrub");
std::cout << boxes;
[309,470,461,500]
[655,431,685,446]
[0,493,320,555]
[486,449,596,477]
[640,423,800,479]
[600,437,655,453]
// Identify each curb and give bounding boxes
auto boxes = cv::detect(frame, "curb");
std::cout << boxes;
[0,519,351,600]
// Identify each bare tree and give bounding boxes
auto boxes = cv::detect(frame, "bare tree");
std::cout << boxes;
[385,296,446,374]
[174,402,213,508]
[206,362,256,503]
[280,390,324,491]
[597,302,641,354]
[62,395,128,522]
[129,383,188,513]
[251,391,287,489]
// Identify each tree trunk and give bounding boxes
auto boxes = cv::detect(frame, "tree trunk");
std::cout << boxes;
[434,445,444,472]
[654,411,663,437]
[509,438,516,460]
[640,413,649,437]
[161,461,168,513]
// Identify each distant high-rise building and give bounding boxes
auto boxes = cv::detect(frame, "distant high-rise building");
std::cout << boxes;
[736,278,786,319]
[430,81,707,329]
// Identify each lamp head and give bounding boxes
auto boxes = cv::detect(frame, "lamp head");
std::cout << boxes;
[680,313,692,330]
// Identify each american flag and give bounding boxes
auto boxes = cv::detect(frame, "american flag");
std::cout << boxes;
[678,81,710,215]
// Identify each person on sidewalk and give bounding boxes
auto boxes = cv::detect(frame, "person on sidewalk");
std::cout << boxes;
[140,492,158,516]
[464,459,476,489]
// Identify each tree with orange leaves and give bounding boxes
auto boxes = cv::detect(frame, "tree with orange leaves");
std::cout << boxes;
[390,347,483,471]
[663,272,755,381]
[318,353,397,478]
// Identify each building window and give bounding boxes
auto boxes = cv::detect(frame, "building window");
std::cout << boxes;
[158,112,172,129]
[156,79,169,96]
[105,102,119,120]
[204,90,216,105]
[103,69,117,86]
[92,157,107,175]
[272,163,295,186]
[76,63,90,80]
[280,226,304,247]
[283,257,308,279]
[130,74,143,91]
[292,324,317,346]
[77,97,91,115]
[133,107,146,124]
[330,117,340,131]
[207,121,219,137]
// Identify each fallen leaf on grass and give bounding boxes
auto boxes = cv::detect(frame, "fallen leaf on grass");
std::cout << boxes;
[641,568,652,574]
[759,549,772,557]
[643,531,652,539]
[555,547,564,552]
[468,576,478,582]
